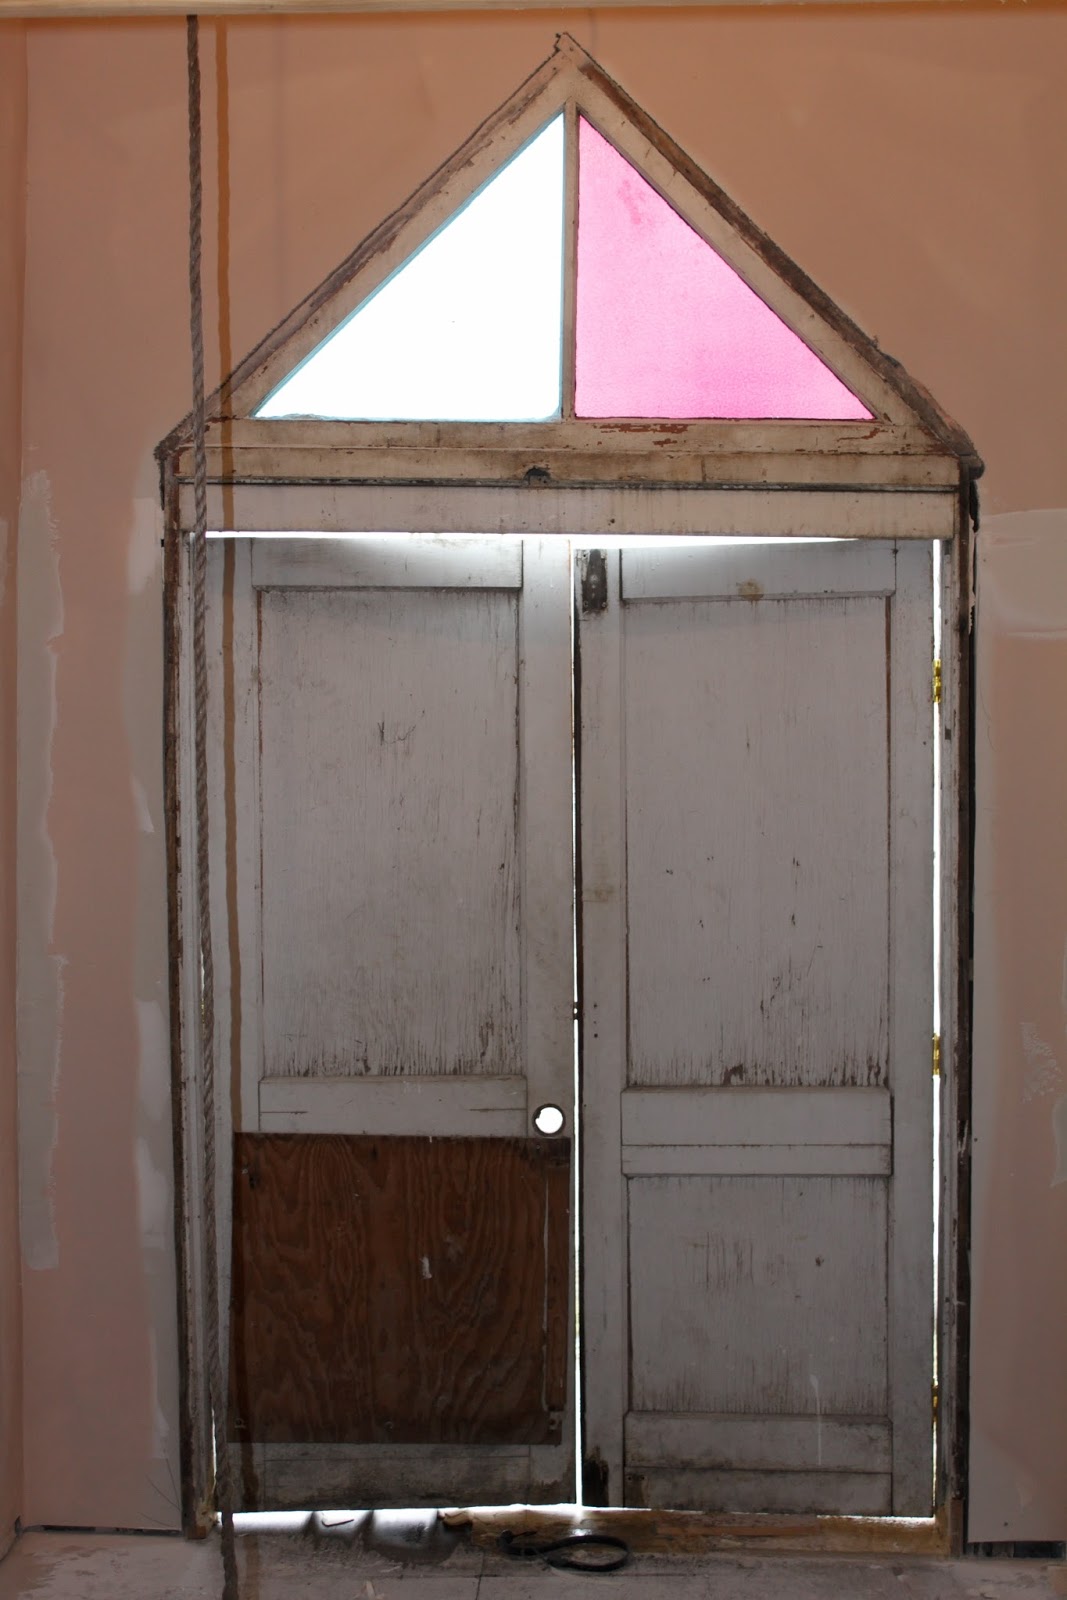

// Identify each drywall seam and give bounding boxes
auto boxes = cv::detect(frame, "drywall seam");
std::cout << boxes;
[16,470,64,1272]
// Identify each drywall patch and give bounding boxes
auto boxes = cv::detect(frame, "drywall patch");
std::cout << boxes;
[127,496,162,597]
[1020,1021,1062,1103]
[136,999,169,1124]
[131,774,155,835]
[979,509,1067,638]
[16,470,65,1272]
[134,1137,169,1253]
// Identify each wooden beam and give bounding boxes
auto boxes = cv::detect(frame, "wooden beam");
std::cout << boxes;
[0,0,1008,17]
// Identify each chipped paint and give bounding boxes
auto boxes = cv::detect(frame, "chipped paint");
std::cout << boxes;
[16,471,64,1271]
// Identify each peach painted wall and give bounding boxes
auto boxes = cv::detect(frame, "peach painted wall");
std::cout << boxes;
[970,512,1067,1544]
[10,6,1067,1532]
[0,19,26,1562]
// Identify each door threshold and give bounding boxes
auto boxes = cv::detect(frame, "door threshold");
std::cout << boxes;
[443,1502,957,1557]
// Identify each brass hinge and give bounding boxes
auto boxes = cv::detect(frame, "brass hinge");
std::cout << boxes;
[932,658,943,705]
[932,1380,940,1424]
[932,1033,941,1077]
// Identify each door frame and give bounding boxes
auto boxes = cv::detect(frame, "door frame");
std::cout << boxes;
[161,469,975,1543]
[158,21,980,1546]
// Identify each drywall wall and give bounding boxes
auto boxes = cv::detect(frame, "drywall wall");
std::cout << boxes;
[969,510,1067,1544]
[0,21,27,1559]
[11,6,1067,1531]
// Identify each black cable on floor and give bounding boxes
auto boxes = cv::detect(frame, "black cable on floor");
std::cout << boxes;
[498,1530,631,1573]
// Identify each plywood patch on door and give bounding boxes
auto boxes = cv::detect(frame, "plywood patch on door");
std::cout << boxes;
[229,1133,569,1447]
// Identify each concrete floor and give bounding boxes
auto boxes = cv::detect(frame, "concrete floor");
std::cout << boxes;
[1,1519,1064,1600]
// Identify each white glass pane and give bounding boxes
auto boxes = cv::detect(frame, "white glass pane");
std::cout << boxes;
[256,116,564,422]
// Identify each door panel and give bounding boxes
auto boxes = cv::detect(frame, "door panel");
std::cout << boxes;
[578,540,933,1515]
[208,535,574,1509]
[230,1134,569,1444]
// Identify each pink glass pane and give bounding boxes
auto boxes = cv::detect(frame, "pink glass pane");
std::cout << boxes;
[575,120,872,420]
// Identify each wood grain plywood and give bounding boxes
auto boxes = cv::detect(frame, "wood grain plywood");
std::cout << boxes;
[230,1133,570,1446]
[623,593,889,1089]
[627,1175,887,1417]
[258,586,521,1080]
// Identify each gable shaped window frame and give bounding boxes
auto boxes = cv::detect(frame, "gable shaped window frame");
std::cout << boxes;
[159,35,979,542]
[158,33,981,1543]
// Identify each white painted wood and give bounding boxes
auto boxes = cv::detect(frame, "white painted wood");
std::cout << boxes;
[561,100,579,421]
[622,1145,891,1177]
[626,1469,892,1516]
[259,1074,527,1136]
[257,583,522,1083]
[621,537,896,600]
[886,540,935,1514]
[621,1087,891,1146]
[214,540,265,1131]
[205,533,575,1509]
[579,536,935,1516]
[575,548,629,1502]
[186,414,960,466]
[180,482,960,541]
[625,1413,892,1473]
[627,1175,888,1417]
[251,533,522,591]
[203,538,239,1379]
[622,583,889,1090]
[174,528,214,1531]
[935,532,963,1507]
[517,539,576,1122]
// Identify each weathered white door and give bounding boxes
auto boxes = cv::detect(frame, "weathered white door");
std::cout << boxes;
[205,534,575,1511]
[577,539,934,1515]
[204,531,936,1516]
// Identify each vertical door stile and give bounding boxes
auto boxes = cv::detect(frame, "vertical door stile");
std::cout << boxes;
[228,538,263,1136]
[519,537,576,1131]
[205,536,236,1394]
[575,548,629,1504]
[887,539,936,1513]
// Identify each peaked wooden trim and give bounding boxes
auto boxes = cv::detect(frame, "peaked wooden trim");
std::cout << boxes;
[158,34,981,474]
[565,39,978,465]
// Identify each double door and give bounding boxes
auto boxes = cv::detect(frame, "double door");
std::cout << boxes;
[205,532,934,1516]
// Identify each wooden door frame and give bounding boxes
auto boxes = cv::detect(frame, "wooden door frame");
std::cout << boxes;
[157,31,979,1543]
[161,479,974,1547]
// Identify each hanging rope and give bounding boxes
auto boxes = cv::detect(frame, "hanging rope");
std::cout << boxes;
[187,16,240,1599]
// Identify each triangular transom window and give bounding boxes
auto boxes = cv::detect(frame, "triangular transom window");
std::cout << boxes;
[163,35,979,531]
[256,107,871,425]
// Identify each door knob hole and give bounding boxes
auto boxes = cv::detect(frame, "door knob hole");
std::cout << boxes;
[533,1104,565,1136]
